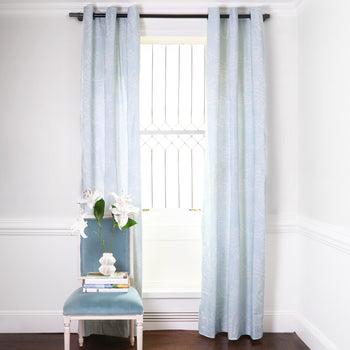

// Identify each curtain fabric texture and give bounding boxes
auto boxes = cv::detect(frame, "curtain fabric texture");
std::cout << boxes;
[80,5,141,337]
[199,8,266,340]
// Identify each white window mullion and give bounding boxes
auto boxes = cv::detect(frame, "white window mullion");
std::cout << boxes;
[140,42,206,210]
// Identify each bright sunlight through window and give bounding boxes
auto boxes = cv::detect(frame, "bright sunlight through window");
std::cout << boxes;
[140,39,206,293]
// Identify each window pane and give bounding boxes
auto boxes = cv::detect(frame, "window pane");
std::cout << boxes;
[140,43,206,209]
[140,40,205,294]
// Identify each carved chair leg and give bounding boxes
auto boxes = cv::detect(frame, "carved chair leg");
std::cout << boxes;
[78,320,84,347]
[130,319,135,346]
[64,316,71,350]
[136,315,143,350]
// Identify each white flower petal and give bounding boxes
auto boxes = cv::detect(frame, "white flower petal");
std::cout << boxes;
[92,190,103,202]
[108,192,120,203]
[71,213,88,237]
[87,200,94,209]
[108,192,139,228]
[114,215,122,229]
[80,229,88,238]
[119,213,129,228]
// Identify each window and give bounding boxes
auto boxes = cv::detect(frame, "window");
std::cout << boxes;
[140,38,206,293]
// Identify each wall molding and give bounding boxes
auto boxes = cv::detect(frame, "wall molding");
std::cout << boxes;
[0,1,300,40]
[294,0,309,14]
[0,219,74,236]
[267,214,297,234]
[0,0,307,20]
[1,215,349,256]
[298,216,350,254]
[0,215,298,237]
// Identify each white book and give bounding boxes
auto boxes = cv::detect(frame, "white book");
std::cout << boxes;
[83,288,129,293]
[84,272,129,285]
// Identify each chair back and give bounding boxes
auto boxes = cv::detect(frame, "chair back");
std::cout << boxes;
[80,217,131,278]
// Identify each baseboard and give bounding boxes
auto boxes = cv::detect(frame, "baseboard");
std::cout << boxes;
[263,311,297,332]
[0,309,338,350]
[144,312,199,331]
[0,309,299,333]
[295,313,338,350]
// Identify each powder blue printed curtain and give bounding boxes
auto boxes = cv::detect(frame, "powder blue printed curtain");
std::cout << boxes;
[199,8,266,340]
[81,5,141,337]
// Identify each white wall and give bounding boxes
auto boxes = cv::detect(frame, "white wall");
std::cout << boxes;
[298,0,350,229]
[298,0,350,349]
[264,11,299,318]
[0,1,300,341]
[0,10,83,332]
[0,11,82,219]
[265,12,298,218]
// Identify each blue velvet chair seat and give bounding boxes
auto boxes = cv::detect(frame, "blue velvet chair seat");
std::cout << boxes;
[63,287,143,316]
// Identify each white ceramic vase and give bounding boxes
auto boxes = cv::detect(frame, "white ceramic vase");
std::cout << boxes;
[98,252,116,276]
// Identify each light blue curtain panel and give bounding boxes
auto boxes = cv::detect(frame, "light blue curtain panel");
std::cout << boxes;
[80,5,142,337]
[199,8,266,340]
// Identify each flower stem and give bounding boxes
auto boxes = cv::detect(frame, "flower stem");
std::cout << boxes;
[98,222,107,252]
[109,223,117,253]
[86,226,100,235]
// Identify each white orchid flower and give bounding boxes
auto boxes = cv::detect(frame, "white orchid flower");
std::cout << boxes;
[78,189,103,209]
[108,192,139,229]
[71,212,88,238]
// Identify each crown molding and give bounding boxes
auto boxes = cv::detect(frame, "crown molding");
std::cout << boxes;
[0,1,304,14]
[294,0,311,15]
[293,0,308,14]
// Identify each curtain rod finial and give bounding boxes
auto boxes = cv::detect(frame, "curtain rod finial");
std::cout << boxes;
[69,12,83,21]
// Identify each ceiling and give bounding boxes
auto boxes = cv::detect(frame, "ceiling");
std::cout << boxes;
[0,0,305,13]
[0,0,300,5]
[0,0,296,2]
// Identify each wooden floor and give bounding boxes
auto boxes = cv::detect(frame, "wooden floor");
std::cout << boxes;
[0,331,310,350]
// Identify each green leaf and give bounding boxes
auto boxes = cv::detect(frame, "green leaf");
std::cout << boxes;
[94,198,105,224]
[122,218,137,229]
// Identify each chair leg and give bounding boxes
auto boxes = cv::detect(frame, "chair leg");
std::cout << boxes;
[130,319,135,346]
[78,320,84,347]
[136,315,143,350]
[63,316,71,350]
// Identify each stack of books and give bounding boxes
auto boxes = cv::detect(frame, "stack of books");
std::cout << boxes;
[83,272,129,293]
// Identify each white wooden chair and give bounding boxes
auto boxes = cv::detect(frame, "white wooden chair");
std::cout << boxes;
[63,218,143,349]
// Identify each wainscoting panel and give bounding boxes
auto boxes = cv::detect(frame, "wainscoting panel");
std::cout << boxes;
[0,216,348,350]
[297,220,350,350]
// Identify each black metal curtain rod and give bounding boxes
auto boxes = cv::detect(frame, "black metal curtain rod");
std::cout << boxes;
[69,12,270,22]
